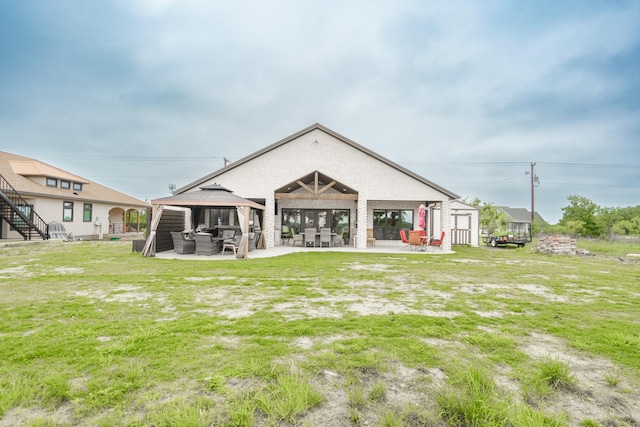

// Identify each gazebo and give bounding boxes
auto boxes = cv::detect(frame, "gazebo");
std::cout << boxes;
[142,184,265,259]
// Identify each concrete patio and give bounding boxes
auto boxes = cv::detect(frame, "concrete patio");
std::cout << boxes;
[154,242,453,260]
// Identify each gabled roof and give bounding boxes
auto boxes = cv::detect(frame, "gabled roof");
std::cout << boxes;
[177,123,460,199]
[275,171,357,195]
[497,206,546,224]
[451,199,479,210]
[0,151,149,208]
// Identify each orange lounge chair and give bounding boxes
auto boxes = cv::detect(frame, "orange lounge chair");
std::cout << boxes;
[429,231,445,247]
[400,230,410,248]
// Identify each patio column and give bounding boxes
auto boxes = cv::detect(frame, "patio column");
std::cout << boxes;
[441,199,452,252]
[265,195,275,249]
[356,197,367,249]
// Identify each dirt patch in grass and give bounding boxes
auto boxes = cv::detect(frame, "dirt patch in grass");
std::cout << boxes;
[0,404,75,427]
[520,332,640,425]
[345,262,393,272]
[0,265,33,278]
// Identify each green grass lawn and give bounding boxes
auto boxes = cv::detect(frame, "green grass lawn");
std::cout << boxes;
[1,240,639,426]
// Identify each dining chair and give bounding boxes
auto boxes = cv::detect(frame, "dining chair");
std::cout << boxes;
[319,227,332,247]
[222,234,242,255]
[304,228,317,247]
[221,229,235,240]
[292,233,304,246]
[333,228,345,247]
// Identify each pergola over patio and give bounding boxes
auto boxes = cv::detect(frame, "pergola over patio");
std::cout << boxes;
[142,184,265,259]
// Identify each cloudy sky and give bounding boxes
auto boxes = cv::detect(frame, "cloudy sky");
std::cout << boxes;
[2,1,639,223]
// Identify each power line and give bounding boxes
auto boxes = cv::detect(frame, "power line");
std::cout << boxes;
[539,182,640,188]
[34,155,640,169]
[45,155,233,162]
[538,162,640,169]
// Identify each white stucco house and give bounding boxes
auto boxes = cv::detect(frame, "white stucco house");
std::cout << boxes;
[171,123,479,252]
[0,151,149,240]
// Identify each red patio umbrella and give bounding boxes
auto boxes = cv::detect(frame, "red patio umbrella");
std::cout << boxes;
[418,204,426,229]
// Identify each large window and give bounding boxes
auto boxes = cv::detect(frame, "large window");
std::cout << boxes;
[282,208,349,238]
[83,203,92,222]
[331,210,350,241]
[372,209,413,240]
[282,209,301,234]
[63,201,74,222]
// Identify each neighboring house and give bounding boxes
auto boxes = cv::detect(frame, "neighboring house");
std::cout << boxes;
[497,206,547,225]
[173,123,479,251]
[0,151,149,240]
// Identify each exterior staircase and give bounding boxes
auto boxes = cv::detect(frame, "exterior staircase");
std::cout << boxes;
[0,173,49,240]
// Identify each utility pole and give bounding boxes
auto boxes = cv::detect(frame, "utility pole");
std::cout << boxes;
[530,162,536,225]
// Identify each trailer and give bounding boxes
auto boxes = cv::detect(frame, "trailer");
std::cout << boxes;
[483,221,532,248]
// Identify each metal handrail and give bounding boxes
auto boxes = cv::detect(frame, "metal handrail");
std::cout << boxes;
[0,173,49,239]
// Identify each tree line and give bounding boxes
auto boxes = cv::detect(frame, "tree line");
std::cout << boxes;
[553,195,640,237]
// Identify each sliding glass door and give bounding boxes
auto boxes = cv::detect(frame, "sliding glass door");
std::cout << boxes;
[282,208,350,239]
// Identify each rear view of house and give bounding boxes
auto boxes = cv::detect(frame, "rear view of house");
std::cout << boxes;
[170,123,479,252]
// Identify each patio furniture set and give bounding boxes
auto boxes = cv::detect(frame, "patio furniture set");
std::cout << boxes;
[170,230,261,256]
[400,230,445,251]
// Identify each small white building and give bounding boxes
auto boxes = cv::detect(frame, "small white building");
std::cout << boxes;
[174,123,479,252]
[431,200,480,247]
[0,151,149,240]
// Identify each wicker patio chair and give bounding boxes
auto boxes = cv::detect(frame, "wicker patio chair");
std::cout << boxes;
[170,231,196,254]
[195,232,220,255]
